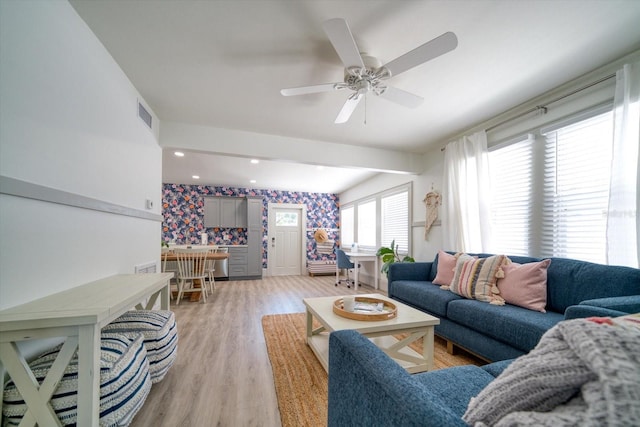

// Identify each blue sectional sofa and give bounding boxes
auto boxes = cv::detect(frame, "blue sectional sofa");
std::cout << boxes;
[328,329,513,427]
[328,312,639,427]
[387,252,640,361]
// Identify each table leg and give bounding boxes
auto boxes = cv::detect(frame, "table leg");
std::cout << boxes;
[160,281,170,309]
[77,324,100,427]
[353,261,359,291]
[424,326,435,371]
[306,309,313,341]
[374,256,379,290]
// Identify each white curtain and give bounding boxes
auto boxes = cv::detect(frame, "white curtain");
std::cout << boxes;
[607,62,640,268]
[442,130,492,252]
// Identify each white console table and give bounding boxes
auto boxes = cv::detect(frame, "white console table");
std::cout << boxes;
[0,273,172,427]
[338,252,380,290]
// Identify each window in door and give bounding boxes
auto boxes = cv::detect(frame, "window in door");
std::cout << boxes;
[275,211,299,226]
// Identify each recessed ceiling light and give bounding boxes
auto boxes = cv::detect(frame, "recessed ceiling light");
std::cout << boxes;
[250,159,259,164]
[250,179,256,184]
[192,175,200,179]
[174,151,185,157]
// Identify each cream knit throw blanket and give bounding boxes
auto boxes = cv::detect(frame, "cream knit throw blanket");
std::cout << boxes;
[463,316,640,426]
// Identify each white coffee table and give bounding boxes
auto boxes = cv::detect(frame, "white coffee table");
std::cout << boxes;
[303,293,440,373]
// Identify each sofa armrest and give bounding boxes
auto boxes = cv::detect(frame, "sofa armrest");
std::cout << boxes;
[565,295,640,319]
[579,295,640,313]
[565,305,627,320]
[388,262,432,285]
[328,330,465,427]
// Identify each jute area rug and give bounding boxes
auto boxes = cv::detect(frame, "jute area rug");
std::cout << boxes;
[262,312,482,427]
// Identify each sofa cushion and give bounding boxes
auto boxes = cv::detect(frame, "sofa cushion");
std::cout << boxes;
[447,299,564,352]
[497,259,551,312]
[447,254,507,304]
[392,280,462,317]
[413,365,496,418]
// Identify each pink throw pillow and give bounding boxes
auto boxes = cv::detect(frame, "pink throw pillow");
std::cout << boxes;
[433,250,457,286]
[497,259,551,312]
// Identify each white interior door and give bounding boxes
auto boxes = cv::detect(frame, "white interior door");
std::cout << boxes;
[270,206,304,276]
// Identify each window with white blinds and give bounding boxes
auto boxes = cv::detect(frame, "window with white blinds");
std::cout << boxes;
[488,135,537,256]
[340,206,354,247]
[381,190,409,253]
[357,199,377,248]
[541,110,613,263]
[340,183,411,253]
[488,107,614,263]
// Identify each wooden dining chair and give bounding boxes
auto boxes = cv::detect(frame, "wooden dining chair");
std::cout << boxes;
[161,247,178,300]
[204,247,218,294]
[174,248,209,304]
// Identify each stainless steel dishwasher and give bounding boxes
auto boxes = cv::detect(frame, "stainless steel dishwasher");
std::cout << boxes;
[214,247,229,280]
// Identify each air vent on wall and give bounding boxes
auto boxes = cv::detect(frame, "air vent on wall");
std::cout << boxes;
[138,101,152,129]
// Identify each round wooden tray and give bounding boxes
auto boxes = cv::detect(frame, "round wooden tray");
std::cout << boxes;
[333,296,397,321]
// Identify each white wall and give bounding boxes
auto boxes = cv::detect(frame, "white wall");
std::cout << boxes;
[0,1,162,310]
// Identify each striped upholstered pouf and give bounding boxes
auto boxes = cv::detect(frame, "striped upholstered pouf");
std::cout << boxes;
[2,333,152,426]
[102,310,178,383]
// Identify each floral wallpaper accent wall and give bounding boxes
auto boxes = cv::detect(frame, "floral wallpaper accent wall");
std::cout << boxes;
[162,184,340,268]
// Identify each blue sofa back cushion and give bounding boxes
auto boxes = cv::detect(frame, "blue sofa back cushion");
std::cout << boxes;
[546,257,640,313]
[432,252,640,314]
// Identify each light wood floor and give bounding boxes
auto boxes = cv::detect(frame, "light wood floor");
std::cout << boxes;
[130,274,369,427]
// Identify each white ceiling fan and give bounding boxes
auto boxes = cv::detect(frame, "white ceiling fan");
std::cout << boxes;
[280,18,458,124]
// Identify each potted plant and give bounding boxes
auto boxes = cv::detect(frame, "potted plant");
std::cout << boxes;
[376,240,415,277]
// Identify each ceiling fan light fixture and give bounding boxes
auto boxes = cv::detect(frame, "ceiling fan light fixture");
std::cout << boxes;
[280,18,457,124]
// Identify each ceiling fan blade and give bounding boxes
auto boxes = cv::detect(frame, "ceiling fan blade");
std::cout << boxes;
[322,18,365,70]
[335,92,363,124]
[381,32,457,77]
[379,86,424,108]
[280,83,342,96]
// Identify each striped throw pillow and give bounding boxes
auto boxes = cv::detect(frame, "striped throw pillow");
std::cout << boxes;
[447,254,507,305]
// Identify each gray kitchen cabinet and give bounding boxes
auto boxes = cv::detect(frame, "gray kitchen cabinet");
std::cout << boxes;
[228,246,248,278]
[247,197,263,277]
[235,198,248,228]
[203,197,221,227]
[220,198,237,227]
[204,196,248,228]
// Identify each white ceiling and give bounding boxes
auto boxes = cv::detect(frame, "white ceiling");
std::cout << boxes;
[70,0,640,193]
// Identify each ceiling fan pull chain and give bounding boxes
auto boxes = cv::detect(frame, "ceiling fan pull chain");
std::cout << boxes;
[364,93,367,125]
